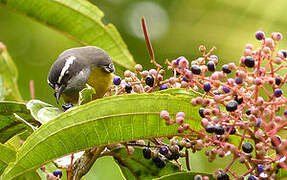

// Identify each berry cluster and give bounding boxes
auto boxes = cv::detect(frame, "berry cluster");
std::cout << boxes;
[111,31,287,179]
[159,31,287,179]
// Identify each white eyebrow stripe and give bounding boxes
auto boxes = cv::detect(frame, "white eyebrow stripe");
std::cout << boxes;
[57,56,76,84]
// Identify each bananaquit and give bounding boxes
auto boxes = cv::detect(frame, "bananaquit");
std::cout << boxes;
[47,46,115,105]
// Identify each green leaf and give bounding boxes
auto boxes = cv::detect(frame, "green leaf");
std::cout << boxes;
[0,144,41,180]
[78,84,96,105]
[0,101,40,143]
[0,0,135,70]
[157,88,203,98]
[0,43,22,101]
[277,168,287,179]
[3,93,201,179]
[113,147,180,180]
[0,143,15,175]
[26,100,62,124]
[154,171,214,180]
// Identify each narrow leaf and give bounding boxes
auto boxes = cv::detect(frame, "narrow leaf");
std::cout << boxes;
[3,93,201,179]
[154,171,214,180]
[0,0,135,69]
[0,102,40,143]
[0,143,15,175]
[0,144,41,180]
[0,43,22,101]
[113,147,180,180]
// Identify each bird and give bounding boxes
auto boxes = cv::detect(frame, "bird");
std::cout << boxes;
[47,46,115,105]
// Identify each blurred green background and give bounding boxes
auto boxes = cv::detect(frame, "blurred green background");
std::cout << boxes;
[1,0,287,179]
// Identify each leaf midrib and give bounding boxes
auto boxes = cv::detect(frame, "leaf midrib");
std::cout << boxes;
[0,0,133,69]
[11,110,193,179]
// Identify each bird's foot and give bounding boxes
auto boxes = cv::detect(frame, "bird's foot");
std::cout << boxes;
[62,102,73,111]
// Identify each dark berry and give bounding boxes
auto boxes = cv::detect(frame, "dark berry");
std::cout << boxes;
[242,142,253,153]
[280,50,287,58]
[152,157,166,168]
[235,77,243,84]
[234,95,243,105]
[244,56,255,68]
[248,175,257,180]
[125,84,132,93]
[143,147,152,159]
[113,76,121,85]
[145,75,154,87]
[222,87,230,93]
[62,103,73,111]
[226,126,236,135]
[168,152,179,160]
[274,88,283,97]
[191,65,201,75]
[214,125,225,135]
[159,146,169,155]
[203,82,212,92]
[159,85,168,91]
[207,61,216,72]
[206,125,215,133]
[53,169,63,178]
[284,110,287,117]
[226,100,238,112]
[217,172,229,180]
[222,65,231,74]
[199,108,205,118]
[255,31,265,40]
[246,109,251,115]
[256,118,262,128]
[275,77,281,85]
[257,164,264,174]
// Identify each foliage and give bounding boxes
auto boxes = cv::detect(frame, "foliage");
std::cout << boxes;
[0,0,286,180]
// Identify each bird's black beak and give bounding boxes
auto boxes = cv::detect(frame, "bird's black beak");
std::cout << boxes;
[54,84,65,104]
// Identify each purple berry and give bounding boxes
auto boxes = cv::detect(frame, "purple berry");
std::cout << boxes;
[284,110,287,117]
[242,142,253,153]
[235,77,243,85]
[222,64,231,74]
[256,118,262,128]
[191,65,201,75]
[214,125,225,135]
[152,157,166,168]
[203,82,211,92]
[207,61,216,72]
[199,108,205,118]
[159,146,169,155]
[53,170,63,178]
[143,147,152,159]
[244,56,255,68]
[145,75,154,87]
[246,109,251,115]
[125,84,132,93]
[206,125,215,133]
[248,175,257,180]
[255,31,265,40]
[280,50,287,58]
[217,172,229,180]
[274,88,283,97]
[226,126,236,135]
[159,85,168,91]
[113,76,121,85]
[275,77,281,85]
[226,100,238,112]
[257,164,264,174]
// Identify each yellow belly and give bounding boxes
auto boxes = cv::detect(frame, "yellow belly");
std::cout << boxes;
[62,67,113,104]
[87,67,113,99]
